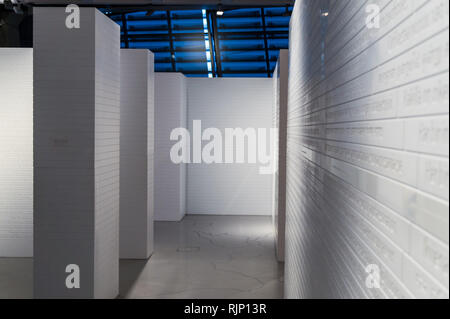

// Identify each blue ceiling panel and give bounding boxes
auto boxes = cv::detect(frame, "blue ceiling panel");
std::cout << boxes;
[107,6,291,77]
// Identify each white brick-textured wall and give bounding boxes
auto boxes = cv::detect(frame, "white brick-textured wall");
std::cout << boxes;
[147,52,155,252]
[272,51,288,261]
[33,7,120,298]
[154,73,187,221]
[119,49,154,259]
[0,48,33,257]
[186,78,273,216]
[93,10,120,299]
[285,0,449,298]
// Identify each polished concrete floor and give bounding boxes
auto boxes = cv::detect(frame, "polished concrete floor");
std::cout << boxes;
[0,257,32,299]
[0,215,284,299]
[120,215,284,298]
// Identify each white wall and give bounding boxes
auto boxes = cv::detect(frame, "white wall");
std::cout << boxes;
[33,8,120,299]
[285,0,449,298]
[93,10,121,298]
[154,73,187,221]
[186,78,273,216]
[119,49,154,259]
[272,50,288,262]
[0,48,33,257]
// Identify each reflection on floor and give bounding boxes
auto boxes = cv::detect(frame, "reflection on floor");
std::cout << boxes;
[120,215,284,299]
[0,215,283,299]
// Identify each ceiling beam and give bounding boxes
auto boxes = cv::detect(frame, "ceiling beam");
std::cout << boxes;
[154,56,279,63]
[123,34,288,41]
[177,69,270,75]
[121,13,129,48]
[112,12,291,21]
[260,8,271,78]
[165,10,176,71]
[205,9,216,77]
[210,10,222,77]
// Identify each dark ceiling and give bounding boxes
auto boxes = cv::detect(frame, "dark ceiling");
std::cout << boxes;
[0,1,292,77]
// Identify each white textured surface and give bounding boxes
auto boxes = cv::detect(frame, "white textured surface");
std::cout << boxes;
[186,78,274,216]
[33,7,120,298]
[154,73,187,221]
[285,0,449,298]
[147,55,155,259]
[119,49,154,259]
[272,51,288,261]
[0,48,33,257]
[93,10,120,299]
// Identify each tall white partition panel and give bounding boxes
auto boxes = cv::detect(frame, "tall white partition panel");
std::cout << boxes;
[154,73,187,221]
[120,49,154,259]
[33,8,120,298]
[272,50,288,262]
[186,78,273,216]
[0,48,33,257]
[285,0,449,298]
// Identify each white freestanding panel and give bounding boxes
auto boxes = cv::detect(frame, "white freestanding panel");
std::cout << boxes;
[186,78,273,216]
[154,73,187,221]
[272,50,288,262]
[285,0,449,298]
[33,8,120,298]
[0,48,33,257]
[120,49,154,259]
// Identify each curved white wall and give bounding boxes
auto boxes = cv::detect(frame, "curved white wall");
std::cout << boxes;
[285,0,449,299]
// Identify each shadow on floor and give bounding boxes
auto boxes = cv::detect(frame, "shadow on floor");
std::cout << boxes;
[118,259,149,299]
[0,257,33,299]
